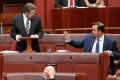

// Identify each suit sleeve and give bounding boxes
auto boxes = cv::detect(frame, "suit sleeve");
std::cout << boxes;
[55,0,63,8]
[67,38,85,48]
[36,17,44,39]
[111,40,120,59]
[10,17,18,40]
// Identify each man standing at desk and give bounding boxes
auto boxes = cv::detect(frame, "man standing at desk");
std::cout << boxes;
[11,3,44,52]
[55,0,85,8]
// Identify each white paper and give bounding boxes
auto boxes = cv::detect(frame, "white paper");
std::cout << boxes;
[0,50,19,53]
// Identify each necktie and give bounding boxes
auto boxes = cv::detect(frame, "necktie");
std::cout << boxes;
[70,0,73,7]
[95,39,99,53]
[26,19,30,34]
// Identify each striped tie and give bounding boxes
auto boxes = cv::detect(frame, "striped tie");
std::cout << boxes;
[26,19,30,35]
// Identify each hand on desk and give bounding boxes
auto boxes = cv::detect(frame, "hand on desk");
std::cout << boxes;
[104,50,112,56]
[30,34,39,38]
[16,35,22,41]
[16,34,39,41]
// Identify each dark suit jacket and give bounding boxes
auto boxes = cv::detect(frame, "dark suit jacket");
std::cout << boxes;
[11,14,44,52]
[68,34,120,58]
[55,0,85,8]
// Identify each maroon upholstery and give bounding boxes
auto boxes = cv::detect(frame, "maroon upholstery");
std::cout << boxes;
[3,53,32,63]
[0,34,14,51]
[31,53,72,72]
[0,53,109,80]
[71,53,100,80]
[11,42,16,51]
[3,73,87,80]
[31,53,71,63]
[0,34,120,52]
[3,53,34,73]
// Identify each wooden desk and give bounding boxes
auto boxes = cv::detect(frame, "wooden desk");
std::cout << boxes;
[21,37,39,53]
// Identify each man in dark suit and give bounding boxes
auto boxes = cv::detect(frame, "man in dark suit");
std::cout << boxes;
[11,3,44,52]
[64,22,120,75]
[55,0,85,8]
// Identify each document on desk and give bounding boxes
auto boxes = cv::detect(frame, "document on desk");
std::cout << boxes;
[97,6,106,8]
[0,50,19,53]
[77,7,88,8]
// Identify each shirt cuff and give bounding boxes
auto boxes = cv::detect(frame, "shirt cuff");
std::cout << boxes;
[65,39,71,43]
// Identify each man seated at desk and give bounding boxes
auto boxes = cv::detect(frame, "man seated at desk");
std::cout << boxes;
[64,22,120,75]
[55,0,86,8]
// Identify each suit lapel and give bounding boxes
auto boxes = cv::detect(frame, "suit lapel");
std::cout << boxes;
[20,15,27,35]
[64,0,68,6]
[29,18,34,34]
[89,37,95,52]
[103,35,108,51]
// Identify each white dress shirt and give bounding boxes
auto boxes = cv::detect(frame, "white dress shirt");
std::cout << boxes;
[23,14,31,30]
[92,34,104,53]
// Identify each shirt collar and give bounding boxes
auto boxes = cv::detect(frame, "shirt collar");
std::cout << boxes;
[23,13,28,21]
[96,34,104,41]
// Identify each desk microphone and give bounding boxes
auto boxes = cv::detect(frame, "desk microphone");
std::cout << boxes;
[30,56,32,60]
[70,56,74,73]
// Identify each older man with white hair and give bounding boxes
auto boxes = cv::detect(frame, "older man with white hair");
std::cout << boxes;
[38,66,56,80]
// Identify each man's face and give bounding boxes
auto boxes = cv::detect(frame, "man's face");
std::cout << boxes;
[92,25,100,37]
[27,9,36,19]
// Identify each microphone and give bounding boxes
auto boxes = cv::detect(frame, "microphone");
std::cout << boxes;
[30,56,32,60]
[70,56,74,73]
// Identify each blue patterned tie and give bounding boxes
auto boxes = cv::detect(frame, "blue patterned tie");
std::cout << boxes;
[26,19,30,34]
[95,39,99,53]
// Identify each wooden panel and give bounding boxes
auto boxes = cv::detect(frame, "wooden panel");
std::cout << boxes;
[3,4,23,13]
[52,7,120,33]
[52,8,108,29]
[108,7,120,27]
[0,13,19,25]
[35,0,45,28]
[70,8,86,28]
[46,0,55,29]
[108,0,120,7]
[52,9,63,29]
[0,13,20,33]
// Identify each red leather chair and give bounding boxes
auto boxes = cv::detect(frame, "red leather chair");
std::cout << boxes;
[11,41,16,51]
